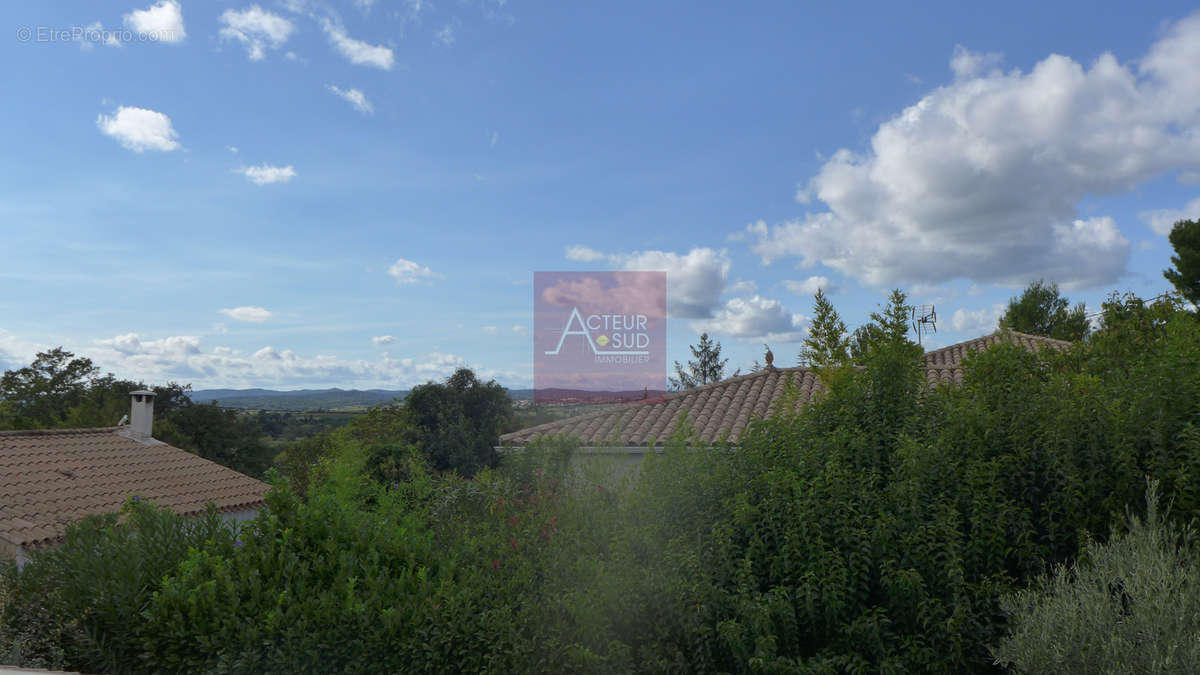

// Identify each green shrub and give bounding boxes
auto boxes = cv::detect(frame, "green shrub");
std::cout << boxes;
[0,499,237,673]
[993,480,1200,674]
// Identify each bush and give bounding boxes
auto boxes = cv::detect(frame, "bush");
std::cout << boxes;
[4,295,1200,672]
[993,480,1200,674]
[0,499,237,673]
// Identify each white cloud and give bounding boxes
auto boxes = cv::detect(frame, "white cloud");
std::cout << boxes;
[949,44,1003,78]
[490,131,499,147]
[219,6,295,61]
[692,295,809,342]
[388,258,442,284]
[327,85,374,114]
[321,19,395,69]
[951,304,1004,334]
[220,306,273,323]
[727,279,758,294]
[512,324,528,336]
[783,276,837,296]
[227,145,239,153]
[744,12,1200,290]
[1140,196,1200,236]
[88,333,476,388]
[435,24,455,46]
[372,335,396,345]
[96,106,180,153]
[481,325,499,334]
[564,244,607,262]
[80,22,122,50]
[566,246,731,318]
[236,164,297,185]
[123,0,186,43]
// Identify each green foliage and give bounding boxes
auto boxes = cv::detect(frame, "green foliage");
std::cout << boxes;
[0,348,98,429]
[0,500,237,673]
[850,288,923,363]
[670,332,729,390]
[154,403,275,478]
[1164,218,1200,307]
[0,349,272,477]
[4,293,1200,672]
[994,480,1200,674]
[401,368,513,476]
[998,279,1090,341]
[799,287,850,369]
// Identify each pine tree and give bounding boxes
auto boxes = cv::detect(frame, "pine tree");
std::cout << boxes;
[799,288,849,369]
[998,279,1089,341]
[850,289,922,362]
[669,332,729,390]
[1164,219,1200,307]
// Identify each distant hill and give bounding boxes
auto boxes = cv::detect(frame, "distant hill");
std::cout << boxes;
[192,387,537,411]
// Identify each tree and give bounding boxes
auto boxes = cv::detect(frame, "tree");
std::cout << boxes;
[1164,218,1200,307]
[399,367,513,476]
[998,279,1090,341]
[798,288,849,369]
[669,332,728,390]
[849,289,922,362]
[0,348,98,429]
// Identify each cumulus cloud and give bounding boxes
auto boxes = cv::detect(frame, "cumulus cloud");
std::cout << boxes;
[123,0,186,43]
[321,19,394,69]
[219,5,295,60]
[951,304,1005,334]
[692,295,809,342]
[744,12,1200,289]
[88,333,475,388]
[96,106,180,152]
[388,258,442,284]
[220,306,273,323]
[327,84,373,114]
[564,246,732,318]
[783,276,838,296]
[1140,196,1200,236]
[372,335,396,345]
[236,164,297,184]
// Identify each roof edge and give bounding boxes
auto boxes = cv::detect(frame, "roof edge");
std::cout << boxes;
[0,426,122,437]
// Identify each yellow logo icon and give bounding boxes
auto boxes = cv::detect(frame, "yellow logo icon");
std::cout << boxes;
[595,335,610,347]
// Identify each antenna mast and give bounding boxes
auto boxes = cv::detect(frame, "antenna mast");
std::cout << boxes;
[911,305,937,345]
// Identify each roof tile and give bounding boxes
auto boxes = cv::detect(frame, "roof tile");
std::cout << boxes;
[0,427,269,550]
[501,330,1069,447]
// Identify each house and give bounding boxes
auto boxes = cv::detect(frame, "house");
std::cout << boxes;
[499,330,1070,464]
[0,391,269,566]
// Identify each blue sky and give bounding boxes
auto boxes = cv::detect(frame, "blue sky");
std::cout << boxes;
[2,0,1198,390]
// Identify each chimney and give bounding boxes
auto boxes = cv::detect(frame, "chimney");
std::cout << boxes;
[129,390,156,440]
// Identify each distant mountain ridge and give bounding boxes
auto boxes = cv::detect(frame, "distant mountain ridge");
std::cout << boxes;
[191,387,537,411]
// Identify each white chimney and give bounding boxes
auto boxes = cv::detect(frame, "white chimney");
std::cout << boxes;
[129,390,156,440]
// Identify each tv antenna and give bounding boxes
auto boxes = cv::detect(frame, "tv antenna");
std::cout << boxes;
[911,305,937,345]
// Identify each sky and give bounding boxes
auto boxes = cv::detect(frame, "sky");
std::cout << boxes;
[1,0,1198,390]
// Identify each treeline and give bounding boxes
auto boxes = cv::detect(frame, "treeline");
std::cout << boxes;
[2,289,1198,672]
[0,350,516,484]
[0,350,275,477]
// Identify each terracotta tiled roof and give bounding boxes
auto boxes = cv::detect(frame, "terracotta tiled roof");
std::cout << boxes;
[502,330,1071,447]
[922,329,1071,385]
[502,368,824,447]
[0,427,269,554]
